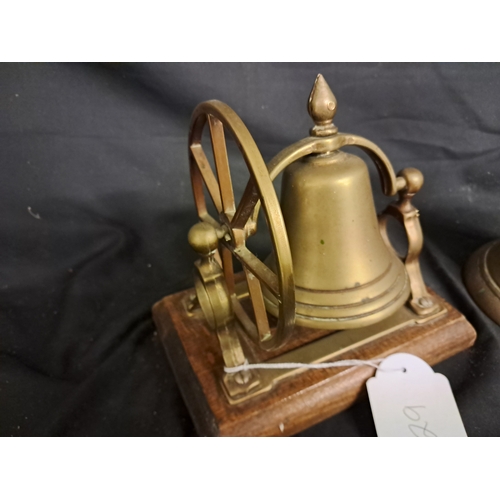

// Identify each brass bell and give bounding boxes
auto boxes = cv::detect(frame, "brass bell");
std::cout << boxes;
[153,73,477,436]
[263,76,410,329]
[184,73,440,353]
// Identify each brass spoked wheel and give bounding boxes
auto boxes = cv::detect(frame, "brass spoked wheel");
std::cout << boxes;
[188,100,295,351]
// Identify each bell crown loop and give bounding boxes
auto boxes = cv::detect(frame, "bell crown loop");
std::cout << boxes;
[265,74,398,197]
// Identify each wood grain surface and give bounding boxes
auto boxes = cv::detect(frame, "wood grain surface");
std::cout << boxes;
[153,288,476,437]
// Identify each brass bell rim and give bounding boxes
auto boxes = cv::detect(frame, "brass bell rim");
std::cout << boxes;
[480,242,500,297]
[264,270,410,329]
[264,249,408,311]
[295,279,408,322]
[464,239,500,324]
[293,261,392,294]
[294,268,405,310]
[264,287,410,329]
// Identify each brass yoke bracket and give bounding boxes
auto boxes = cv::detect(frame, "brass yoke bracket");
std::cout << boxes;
[379,168,442,317]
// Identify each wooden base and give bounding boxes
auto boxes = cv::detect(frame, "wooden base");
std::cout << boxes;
[153,288,476,436]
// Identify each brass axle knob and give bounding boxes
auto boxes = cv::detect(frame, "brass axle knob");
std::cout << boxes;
[188,222,219,256]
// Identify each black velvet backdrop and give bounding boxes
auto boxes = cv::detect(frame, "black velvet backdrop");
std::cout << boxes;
[1,63,500,436]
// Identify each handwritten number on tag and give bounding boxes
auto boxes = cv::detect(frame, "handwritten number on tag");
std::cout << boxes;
[403,406,425,421]
[367,354,467,436]
[403,406,437,437]
[408,423,437,437]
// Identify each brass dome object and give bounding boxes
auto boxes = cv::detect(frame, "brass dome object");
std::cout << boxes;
[464,239,500,324]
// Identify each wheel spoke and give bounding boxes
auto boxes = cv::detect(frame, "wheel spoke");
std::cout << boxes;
[208,115,236,218]
[231,179,260,230]
[190,143,223,214]
[190,167,219,227]
[244,268,271,342]
[190,161,208,220]
[230,245,279,298]
[221,245,235,296]
[231,296,258,339]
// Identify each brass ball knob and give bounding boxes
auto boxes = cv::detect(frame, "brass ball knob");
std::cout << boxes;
[188,222,220,255]
[398,168,424,194]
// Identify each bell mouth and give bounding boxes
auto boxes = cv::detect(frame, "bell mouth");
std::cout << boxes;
[263,255,411,330]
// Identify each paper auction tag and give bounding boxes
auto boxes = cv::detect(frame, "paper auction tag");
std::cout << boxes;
[366,353,467,437]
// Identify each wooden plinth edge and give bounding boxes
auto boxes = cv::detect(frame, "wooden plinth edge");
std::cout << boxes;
[152,288,476,437]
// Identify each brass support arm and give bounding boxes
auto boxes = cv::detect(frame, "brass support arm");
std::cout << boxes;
[379,168,440,316]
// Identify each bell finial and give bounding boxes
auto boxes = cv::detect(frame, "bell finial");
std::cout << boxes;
[308,74,338,136]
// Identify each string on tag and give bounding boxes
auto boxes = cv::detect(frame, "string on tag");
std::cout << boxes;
[224,358,404,374]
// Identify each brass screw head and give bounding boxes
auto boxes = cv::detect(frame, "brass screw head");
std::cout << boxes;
[188,222,219,255]
[418,297,434,308]
[308,74,338,137]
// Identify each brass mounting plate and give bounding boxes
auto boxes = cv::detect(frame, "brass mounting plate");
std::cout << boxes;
[222,301,446,404]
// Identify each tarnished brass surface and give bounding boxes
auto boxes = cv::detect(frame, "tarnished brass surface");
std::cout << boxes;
[263,75,417,329]
[189,222,261,390]
[379,168,440,316]
[464,240,500,324]
[263,147,410,329]
[186,73,440,391]
[189,223,245,367]
[188,101,295,351]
